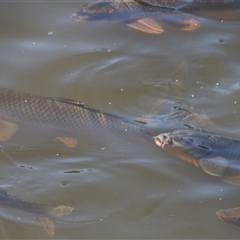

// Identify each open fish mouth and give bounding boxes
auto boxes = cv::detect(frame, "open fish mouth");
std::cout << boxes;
[154,133,173,149]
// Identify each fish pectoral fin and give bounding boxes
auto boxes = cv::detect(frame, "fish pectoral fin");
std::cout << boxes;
[224,175,240,187]
[0,120,18,142]
[57,137,78,148]
[160,12,201,31]
[127,18,164,34]
[39,217,55,237]
[198,157,228,177]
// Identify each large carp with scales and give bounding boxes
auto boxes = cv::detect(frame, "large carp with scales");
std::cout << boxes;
[72,0,240,34]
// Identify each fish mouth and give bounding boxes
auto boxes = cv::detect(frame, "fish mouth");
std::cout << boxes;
[154,133,173,149]
[71,13,88,22]
[216,210,225,221]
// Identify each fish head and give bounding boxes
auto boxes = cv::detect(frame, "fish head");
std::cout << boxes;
[216,207,240,228]
[154,130,213,167]
[71,2,125,22]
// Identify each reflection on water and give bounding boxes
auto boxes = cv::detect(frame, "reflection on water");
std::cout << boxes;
[0,1,240,239]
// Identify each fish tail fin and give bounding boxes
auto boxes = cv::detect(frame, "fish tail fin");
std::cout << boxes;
[39,217,55,237]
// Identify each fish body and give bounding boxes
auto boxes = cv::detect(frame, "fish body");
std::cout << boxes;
[141,0,240,11]
[0,188,72,217]
[72,0,240,34]
[0,188,73,236]
[0,88,157,138]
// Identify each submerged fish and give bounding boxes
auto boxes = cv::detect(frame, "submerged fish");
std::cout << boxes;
[72,0,240,34]
[0,188,73,236]
[154,129,240,228]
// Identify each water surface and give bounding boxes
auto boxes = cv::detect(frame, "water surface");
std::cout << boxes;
[0,1,240,239]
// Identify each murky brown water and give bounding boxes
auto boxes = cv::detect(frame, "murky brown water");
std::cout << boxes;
[0,1,240,239]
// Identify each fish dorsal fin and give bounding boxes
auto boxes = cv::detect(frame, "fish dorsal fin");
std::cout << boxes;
[127,18,164,34]
[198,157,228,177]
[47,97,85,107]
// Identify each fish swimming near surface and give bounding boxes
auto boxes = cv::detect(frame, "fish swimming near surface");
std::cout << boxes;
[0,88,163,144]
[0,188,73,236]
[154,129,240,228]
[71,0,240,34]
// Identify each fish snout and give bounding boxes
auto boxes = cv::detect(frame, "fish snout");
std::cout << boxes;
[154,133,173,149]
[71,13,87,22]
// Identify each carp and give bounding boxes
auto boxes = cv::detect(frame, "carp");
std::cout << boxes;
[72,0,240,34]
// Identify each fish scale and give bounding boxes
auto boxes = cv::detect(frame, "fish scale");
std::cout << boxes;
[0,88,154,136]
